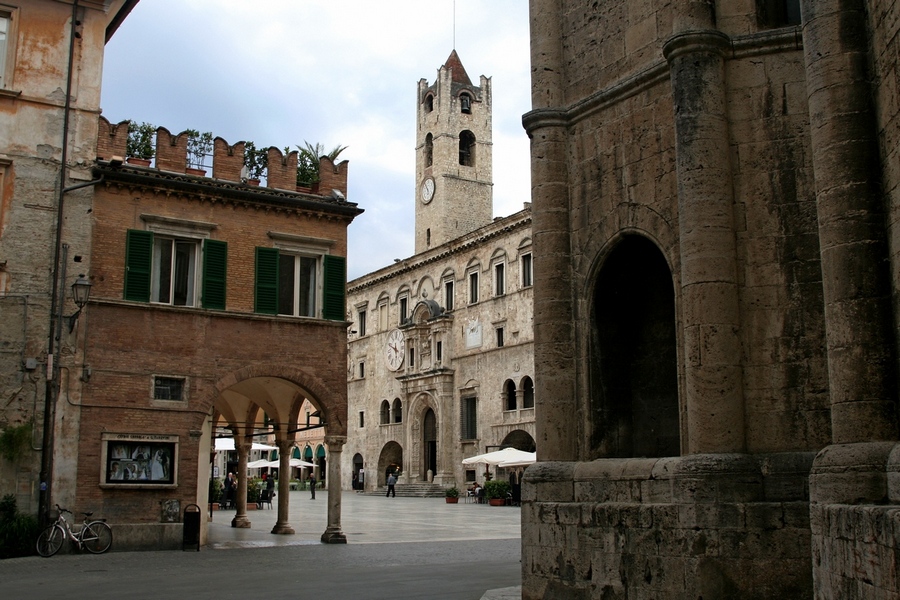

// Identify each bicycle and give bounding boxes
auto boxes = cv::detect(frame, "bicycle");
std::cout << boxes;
[36,504,112,557]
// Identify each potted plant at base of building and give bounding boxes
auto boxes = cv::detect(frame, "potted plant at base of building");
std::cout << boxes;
[484,480,510,506]
[185,129,213,176]
[126,121,155,166]
[445,487,459,504]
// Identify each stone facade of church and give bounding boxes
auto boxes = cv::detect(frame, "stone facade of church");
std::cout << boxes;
[344,53,536,492]
[522,1,900,598]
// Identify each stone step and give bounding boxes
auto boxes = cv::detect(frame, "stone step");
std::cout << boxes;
[363,482,447,498]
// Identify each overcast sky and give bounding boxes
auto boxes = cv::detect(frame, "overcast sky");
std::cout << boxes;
[100,0,532,280]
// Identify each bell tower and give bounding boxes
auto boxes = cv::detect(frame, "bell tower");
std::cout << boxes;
[415,50,493,254]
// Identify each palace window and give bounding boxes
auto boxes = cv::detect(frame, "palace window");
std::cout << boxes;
[425,133,433,167]
[380,400,390,425]
[358,309,367,336]
[444,278,455,311]
[0,13,9,89]
[124,229,226,310]
[254,247,345,320]
[468,270,479,304]
[494,262,505,296]
[461,396,477,440]
[521,252,533,288]
[496,327,505,348]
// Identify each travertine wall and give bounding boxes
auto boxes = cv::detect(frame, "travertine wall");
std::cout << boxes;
[524,0,899,597]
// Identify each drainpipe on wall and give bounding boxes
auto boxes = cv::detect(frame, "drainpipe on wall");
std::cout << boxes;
[38,0,80,525]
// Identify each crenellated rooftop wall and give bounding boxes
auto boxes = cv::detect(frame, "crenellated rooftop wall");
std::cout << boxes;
[97,117,349,198]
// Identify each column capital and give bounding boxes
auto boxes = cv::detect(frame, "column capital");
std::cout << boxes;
[324,435,346,450]
[662,29,730,63]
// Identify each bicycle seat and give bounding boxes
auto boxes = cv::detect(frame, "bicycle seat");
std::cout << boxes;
[81,512,93,517]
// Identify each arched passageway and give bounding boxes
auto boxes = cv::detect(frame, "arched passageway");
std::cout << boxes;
[591,235,679,458]
[377,441,403,487]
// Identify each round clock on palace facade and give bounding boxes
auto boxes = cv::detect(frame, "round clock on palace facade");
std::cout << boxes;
[420,177,435,204]
[385,328,406,371]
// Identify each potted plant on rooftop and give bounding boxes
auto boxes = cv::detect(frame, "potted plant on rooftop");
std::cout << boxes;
[185,129,213,176]
[484,479,510,506]
[243,141,267,186]
[445,486,460,504]
[126,121,155,166]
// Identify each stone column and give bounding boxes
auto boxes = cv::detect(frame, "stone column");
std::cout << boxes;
[271,438,294,535]
[663,9,745,454]
[800,0,897,447]
[320,435,346,543]
[523,0,575,461]
[230,433,251,528]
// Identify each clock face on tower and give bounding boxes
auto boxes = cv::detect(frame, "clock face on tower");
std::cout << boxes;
[385,329,406,371]
[420,177,435,204]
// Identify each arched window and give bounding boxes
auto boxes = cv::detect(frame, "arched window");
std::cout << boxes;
[424,94,434,113]
[459,130,475,167]
[392,398,403,423]
[504,380,517,411]
[522,376,534,409]
[380,400,390,425]
[425,133,433,168]
[460,92,472,114]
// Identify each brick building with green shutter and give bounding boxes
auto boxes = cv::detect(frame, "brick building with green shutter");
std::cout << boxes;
[70,119,362,548]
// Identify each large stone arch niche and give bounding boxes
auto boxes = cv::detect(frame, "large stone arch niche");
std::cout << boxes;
[406,392,440,482]
[501,429,536,453]
[590,234,679,458]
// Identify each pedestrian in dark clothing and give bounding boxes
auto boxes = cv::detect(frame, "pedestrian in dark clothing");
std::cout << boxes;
[308,474,316,499]
[386,472,397,498]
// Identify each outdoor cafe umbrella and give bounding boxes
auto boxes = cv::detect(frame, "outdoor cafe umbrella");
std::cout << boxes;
[214,438,277,452]
[462,447,535,467]
[247,458,316,469]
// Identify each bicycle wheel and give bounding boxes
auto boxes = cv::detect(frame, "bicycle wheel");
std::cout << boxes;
[81,521,112,554]
[36,524,65,557]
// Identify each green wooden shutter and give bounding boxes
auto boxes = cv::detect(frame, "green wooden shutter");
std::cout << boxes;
[124,229,153,302]
[255,247,279,314]
[202,239,227,310]
[322,254,346,321]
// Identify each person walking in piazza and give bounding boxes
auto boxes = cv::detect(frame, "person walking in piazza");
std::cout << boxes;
[308,473,316,500]
[386,472,397,498]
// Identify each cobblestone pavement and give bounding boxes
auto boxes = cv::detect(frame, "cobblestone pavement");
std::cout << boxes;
[1,491,523,600]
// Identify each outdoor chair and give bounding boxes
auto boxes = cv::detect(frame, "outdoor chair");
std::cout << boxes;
[257,489,273,509]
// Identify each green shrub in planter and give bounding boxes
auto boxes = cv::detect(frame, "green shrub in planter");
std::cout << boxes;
[445,486,459,498]
[484,479,511,500]
[209,477,223,504]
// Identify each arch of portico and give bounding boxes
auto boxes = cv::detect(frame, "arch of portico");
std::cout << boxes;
[203,363,347,544]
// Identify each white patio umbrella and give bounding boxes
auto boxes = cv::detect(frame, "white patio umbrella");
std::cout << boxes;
[462,447,535,467]
[214,438,277,452]
[497,452,536,468]
[246,458,316,469]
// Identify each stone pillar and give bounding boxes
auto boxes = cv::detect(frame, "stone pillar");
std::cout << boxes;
[800,0,898,448]
[320,435,346,544]
[230,433,251,528]
[523,0,575,461]
[271,438,294,535]
[663,11,745,454]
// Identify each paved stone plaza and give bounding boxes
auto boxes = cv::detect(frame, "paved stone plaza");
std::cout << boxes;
[1,492,522,599]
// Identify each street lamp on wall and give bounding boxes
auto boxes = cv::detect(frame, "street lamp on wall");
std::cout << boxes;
[66,274,91,332]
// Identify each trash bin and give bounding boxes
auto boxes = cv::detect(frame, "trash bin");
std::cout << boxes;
[182,503,201,551]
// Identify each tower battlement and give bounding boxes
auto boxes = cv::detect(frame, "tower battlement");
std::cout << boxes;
[96,117,349,199]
